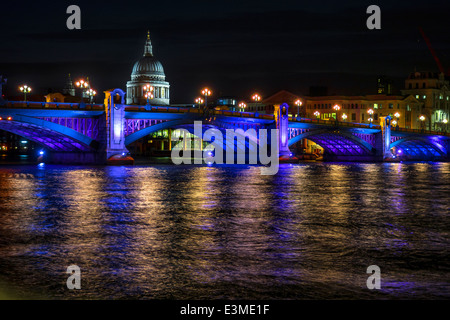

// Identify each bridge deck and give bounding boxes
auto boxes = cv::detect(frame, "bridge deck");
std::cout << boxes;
[1,101,449,137]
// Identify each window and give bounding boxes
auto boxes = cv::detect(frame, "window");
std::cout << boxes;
[352,113,356,121]
[374,103,378,109]
[389,103,393,109]
[406,104,411,111]
[374,114,379,121]
[423,83,426,88]
[409,83,412,89]
[362,113,365,121]
[416,95,420,99]
[423,95,426,99]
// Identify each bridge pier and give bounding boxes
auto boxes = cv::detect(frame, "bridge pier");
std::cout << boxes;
[104,89,134,165]
[274,103,295,160]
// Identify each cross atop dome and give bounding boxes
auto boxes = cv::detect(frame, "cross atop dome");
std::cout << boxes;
[144,30,153,57]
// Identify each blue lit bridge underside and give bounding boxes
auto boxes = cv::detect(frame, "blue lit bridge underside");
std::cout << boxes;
[0,97,449,164]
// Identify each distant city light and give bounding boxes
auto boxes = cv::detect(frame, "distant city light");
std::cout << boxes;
[39,151,44,155]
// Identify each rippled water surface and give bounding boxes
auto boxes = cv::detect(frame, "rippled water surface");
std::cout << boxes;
[0,162,449,299]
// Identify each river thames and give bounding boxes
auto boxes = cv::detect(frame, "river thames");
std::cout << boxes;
[0,161,449,299]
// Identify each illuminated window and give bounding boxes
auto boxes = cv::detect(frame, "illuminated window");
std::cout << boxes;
[423,95,426,99]
[416,95,419,99]
[374,103,378,109]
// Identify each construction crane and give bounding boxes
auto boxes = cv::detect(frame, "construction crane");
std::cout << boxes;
[418,27,449,76]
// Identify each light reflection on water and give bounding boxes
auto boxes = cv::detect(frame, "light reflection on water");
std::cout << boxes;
[0,162,449,299]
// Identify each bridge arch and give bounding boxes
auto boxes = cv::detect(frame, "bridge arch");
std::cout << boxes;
[288,129,374,156]
[125,119,263,153]
[390,136,447,158]
[0,115,98,151]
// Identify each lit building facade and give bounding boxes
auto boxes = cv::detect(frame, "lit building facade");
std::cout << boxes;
[304,94,423,129]
[401,71,449,131]
[126,32,170,105]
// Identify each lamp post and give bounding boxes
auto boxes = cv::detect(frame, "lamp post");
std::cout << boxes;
[342,113,348,121]
[86,88,97,104]
[75,79,89,101]
[443,118,448,132]
[314,111,320,119]
[252,93,262,112]
[333,104,341,124]
[19,85,31,102]
[419,115,426,131]
[201,88,212,112]
[394,112,400,129]
[239,102,247,112]
[294,99,302,118]
[367,108,374,127]
[195,97,204,108]
[144,84,154,105]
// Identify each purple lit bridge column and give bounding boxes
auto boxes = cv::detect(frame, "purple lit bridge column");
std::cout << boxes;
[274,103,293,158]
[105,89,134,164]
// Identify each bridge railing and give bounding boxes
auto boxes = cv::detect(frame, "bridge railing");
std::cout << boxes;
[2,101,104,111]
[288,116,382,129]
[391,126,450,136]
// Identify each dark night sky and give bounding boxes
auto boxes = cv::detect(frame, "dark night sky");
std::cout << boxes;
[1,0,450,103]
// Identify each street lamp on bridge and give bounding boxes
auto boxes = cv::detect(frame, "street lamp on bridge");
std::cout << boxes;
[144,84,154,105]
[201,88,212,110]
[252,93,261,102]
[443,118,448,132]
[333,104,341,123]
[195,97,204,107]
[341,113,348,121]
[19,85,31,102]
[419,115,426,131]
[238,102,247,112]
[394,112,400,129]
[294,99,302,118]
[86,88,97,104]
[314,111,320,119]
[367,108,374,127]
[75,79,89,101]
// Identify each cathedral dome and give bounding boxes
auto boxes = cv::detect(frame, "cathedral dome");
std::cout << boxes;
[132,56,165,77]
[126,31,170,106]
[130,31,166,81]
